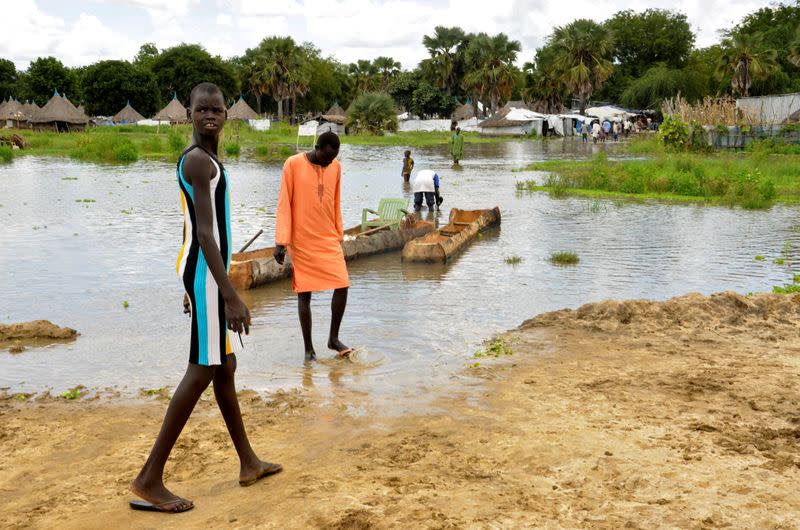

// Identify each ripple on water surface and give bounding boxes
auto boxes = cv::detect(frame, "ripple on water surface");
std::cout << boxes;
[1,140,798,401]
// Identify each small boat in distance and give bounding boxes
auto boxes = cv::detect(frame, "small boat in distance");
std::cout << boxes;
[229,217,435,289]
[401,207,501,263]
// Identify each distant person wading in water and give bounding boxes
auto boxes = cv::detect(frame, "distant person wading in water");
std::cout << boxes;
[274,131,352,361]
[401,149,414,181]
[130,82,282,514]
[449,127,464,164]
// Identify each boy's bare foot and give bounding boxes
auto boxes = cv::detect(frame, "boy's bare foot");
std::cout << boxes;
[130,478,193,513]
[328,338,352,358]
[239,460,283,487]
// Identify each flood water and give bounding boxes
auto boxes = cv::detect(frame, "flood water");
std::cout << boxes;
[1,138,798,403]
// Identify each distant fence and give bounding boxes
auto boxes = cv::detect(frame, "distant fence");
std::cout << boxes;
[692,125,800,150]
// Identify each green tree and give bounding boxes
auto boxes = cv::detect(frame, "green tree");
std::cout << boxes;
[373,56,401,91]
[150,44,237,105]
[620,64,705,109]
[420,26,467,95]
[297,44,348,114]
[605,9,695,78]
[790,26,800,68]
[715,32,777,96]
[345,92,397,134]
[388,70,420,111]
[239,37,311,121]
[20,56,79,105]
[134,43,159,71]
[550,19,614,114]
[0,58,17,101]
[80,60,159,117]
[348,60,379,93]
[462,33,521,114]
[409,81,457,118]
[522,45,566,113]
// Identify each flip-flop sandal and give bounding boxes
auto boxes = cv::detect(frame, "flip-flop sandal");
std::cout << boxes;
[239,462,283,487]
[335,348,354,359]
[129,499,194,513]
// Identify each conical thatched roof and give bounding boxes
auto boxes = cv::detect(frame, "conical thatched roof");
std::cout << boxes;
[451,102,475,121]
[154,95,189,123]
[113,102,146,123]
[325,102,345,117]
[31,93,88,124]
[22,101,39,118]
[228,96,259,120]
[316,101,346,124]
[0,98,25,120]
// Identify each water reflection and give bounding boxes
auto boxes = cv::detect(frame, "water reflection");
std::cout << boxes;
[0,138,798,398]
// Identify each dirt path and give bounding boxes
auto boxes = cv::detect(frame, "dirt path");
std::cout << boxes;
[1,291,799,529]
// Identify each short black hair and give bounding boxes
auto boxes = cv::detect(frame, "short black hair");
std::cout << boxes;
[316,130,340,149]
[189,82,224,107]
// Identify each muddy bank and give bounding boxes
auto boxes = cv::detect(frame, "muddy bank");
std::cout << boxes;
[0,320,77,352]
[1,292,799,528]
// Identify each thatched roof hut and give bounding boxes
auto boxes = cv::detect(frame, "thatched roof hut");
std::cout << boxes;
[228,96,259,121]
[113,102,146,124]
[31,91,88,131]
[22,101,40,119]
[315,102,346,125]
[452,102,475,121]
[154,94,189,123]
[0,98,28,128]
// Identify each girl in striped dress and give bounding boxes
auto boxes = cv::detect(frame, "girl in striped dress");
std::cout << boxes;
[130,83,281,514]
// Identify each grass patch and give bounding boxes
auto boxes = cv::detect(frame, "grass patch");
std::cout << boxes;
[224,142,241,156]
[474,338,513,358]
[60,385,87,400]
[549,251,580,265]
[0,145,13,162]
[773,274,800,294]
[755,255,765,261]
[518,146,799,208]
[504,255,523,265]
[69,133,139,163]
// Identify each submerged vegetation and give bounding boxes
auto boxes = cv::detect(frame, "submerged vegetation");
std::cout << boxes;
[474,338,514,358]
[518,139,798,209]
[504,255,523,265]
[0,145,13,163]
[549,251,580,265]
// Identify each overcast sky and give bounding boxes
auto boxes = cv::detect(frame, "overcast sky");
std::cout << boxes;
[2,0,773,71]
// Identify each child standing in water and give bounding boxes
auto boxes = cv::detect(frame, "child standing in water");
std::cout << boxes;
[130,82,282,514]
[401,149,414,181]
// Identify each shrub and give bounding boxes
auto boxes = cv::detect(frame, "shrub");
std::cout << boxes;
[658,115,689,149]
[225,143,241,156]
[345,92,398,135]
[168,129,185,152]
[70,135,139,163]
[0,145,12,163]
[142,136,163,153]
[112,140,139,162]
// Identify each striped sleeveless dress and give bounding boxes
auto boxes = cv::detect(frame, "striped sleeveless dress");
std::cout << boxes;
[175,145,242,366]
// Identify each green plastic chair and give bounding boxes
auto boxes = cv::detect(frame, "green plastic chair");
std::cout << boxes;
[361,198,410,232]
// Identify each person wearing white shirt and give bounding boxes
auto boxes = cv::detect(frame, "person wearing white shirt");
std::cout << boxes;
[411,169,441,211]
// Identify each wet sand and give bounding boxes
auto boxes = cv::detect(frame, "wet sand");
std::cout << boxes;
[2,291,800,529]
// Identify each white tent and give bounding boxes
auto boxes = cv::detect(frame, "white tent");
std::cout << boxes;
[584,105,635,122]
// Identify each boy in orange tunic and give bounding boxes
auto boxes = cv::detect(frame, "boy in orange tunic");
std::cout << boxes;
[274,131,352,361]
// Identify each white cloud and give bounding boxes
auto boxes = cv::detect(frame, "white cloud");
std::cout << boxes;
[216,13,233,25]
[1,1,66,65]
[59,13,138,66]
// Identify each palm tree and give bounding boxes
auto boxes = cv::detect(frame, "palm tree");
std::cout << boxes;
[462,33,521,115]
[420,26,466,94]
[373,56,401,90]
[522,62,564,114]
[240,37,310,121]
[550,19,614,115]
[789,26,800,68]
[348,60,380,93]
[716,32,777,97]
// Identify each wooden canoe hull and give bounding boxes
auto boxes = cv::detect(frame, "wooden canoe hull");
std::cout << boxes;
[229,220,435,290]
[401,207,501,263]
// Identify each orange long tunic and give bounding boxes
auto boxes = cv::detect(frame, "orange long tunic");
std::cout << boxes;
[275,153,349,293]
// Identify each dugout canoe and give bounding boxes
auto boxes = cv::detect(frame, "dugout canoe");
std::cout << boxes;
[401,207,501,263]
[228,219,435,289]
